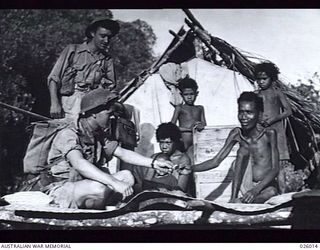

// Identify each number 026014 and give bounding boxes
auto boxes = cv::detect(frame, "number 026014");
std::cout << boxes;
[300,244,318,248]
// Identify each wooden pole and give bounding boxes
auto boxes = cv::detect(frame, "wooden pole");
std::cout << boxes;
[119,30,189,103]
[0,101,50,121]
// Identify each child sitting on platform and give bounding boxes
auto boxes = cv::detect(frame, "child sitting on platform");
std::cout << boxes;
[132,123,192,194]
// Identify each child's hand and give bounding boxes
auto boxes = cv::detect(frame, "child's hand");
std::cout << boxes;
[194,122,205,132]
[177,164,192,175]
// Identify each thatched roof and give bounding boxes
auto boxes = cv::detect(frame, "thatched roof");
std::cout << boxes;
[182,9,320,163]
[120,9,320,166]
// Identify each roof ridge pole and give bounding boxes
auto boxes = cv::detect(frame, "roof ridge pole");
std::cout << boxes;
[182,9,205,30]
[182,9,257,82]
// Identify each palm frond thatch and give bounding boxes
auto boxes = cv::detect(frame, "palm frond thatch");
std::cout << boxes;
[183,11,320,136]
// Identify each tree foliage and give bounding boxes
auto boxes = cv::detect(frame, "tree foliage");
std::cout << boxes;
[290,72,320,112]
[0,10,156,190]
[0,9,156,124]
[110,19,156,85]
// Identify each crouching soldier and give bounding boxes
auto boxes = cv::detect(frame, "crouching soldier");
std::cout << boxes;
[21,89,174,209]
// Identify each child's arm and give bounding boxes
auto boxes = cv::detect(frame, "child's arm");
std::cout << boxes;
[264,89,292,126]
[241,129,280,203]
[277,90,292,121]
[177,173,190,193]
[171,105,180,125]
[194,106,207,132]
[171,105,192,132]
[176,155,192,192]
[201,105,207,126]
[193,128,239,172]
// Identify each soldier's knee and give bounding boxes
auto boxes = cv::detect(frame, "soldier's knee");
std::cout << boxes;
[90,182,110,197]
[114,170,135,185]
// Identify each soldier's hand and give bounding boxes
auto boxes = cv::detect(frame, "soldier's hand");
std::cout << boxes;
[153,159,174,175]
[111,179,133,199]
[50,102,63,119]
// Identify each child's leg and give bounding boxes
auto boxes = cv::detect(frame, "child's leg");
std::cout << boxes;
[181,132,193,151]
[186,145,194,165]
[182,132,194,164]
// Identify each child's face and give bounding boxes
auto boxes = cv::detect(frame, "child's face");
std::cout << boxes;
[159,138,176,156]
[238,101,259,131]
[180,88,197,105]
[256,72,272,90]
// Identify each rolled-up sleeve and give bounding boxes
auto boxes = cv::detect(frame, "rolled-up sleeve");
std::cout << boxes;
[47,45,75,87]
[50,128,82,161]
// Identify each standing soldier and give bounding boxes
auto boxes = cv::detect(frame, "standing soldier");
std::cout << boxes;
[48,18,119,121]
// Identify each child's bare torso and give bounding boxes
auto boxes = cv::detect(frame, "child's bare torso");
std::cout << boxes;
[178,104,203,129]
[177,104,204,149]
[258,88,282,120]
[237,129,273,182]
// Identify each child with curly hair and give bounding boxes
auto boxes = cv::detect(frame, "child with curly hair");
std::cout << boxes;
[171,78,206,162]
[254,62,292,194]
[132,123,192,194]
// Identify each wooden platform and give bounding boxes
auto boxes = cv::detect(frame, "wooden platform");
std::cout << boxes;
[0,206,292,229]
[0,190,294,229]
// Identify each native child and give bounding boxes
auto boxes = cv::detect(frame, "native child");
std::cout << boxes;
[132,123,192,194]
[171,78,206,162]
[193,92,279,204]
[254,62,292,194]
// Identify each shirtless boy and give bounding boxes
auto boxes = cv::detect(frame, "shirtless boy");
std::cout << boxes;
[133,123,192,194]
[171,78,206,160]
[254,62,292,194]
[193,92,279,203]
